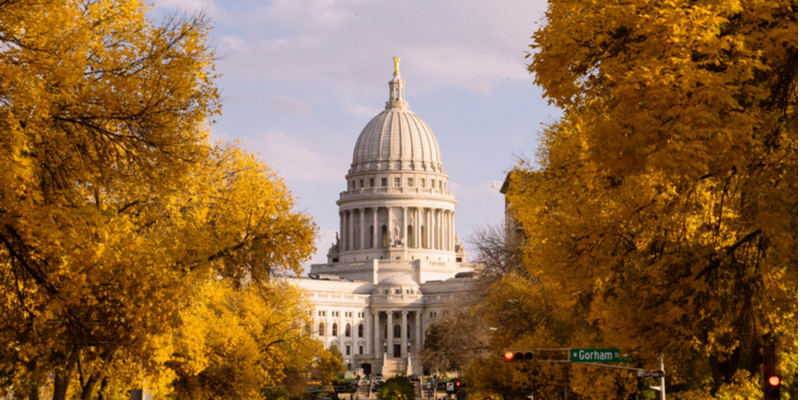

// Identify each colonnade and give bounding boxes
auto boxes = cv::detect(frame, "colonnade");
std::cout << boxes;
[372,310,424,358]
[317,310,426,359]
[339,207,455,253]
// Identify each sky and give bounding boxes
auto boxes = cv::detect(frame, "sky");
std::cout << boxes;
[148,0,561,273]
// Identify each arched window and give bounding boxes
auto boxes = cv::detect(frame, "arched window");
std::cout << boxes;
[369,225,374,248]
[345,323,351,337]
[332,323,338,336]
[381,225,388,247]
[393,324,401,338]
[358,324,364,338]
[318,323,325,336]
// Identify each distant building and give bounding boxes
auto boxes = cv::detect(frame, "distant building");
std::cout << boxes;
[292,59,477,377]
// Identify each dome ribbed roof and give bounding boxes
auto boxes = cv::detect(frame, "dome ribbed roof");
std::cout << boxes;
[351,109,442,173]
[349,62,444,174]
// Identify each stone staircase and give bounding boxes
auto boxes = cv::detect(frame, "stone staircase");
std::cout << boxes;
[357,381,371,399]
[381,359,407,376]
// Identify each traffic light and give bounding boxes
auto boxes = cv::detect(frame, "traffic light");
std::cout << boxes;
[503,349,534,361]
[761,345,780,400]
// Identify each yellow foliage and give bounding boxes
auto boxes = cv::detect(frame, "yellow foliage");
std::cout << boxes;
[0,1,318,399]
[504,0,797,396]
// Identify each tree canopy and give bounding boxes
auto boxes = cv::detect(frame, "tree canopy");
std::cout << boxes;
[0,0,317,398]
[502,0,797,398]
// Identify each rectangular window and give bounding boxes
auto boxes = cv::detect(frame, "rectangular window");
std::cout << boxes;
[421,179,426,188]
[407,177,413,186]
[359,346,364,355]
[439,181,442,190]
[381,178,387,187]
[394,177,400,187]
[346,345,351,356]
[319,311,326,317]
[431,179,435,188]
[370,178,375,187]
[360,180,364,188]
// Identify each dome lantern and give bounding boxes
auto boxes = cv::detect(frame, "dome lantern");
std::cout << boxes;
[386,56,408,110]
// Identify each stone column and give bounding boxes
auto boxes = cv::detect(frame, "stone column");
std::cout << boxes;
[434,209,439,250]
[426,209,432,249]
[401,311,408,357]
[414,207,422,249]
[387,206,393,247]
[420,313,426,348]
[415,311,422,352]
[445,211,450,251]
[348,210,354,252]
[365,311,372,355]
[372,208,378,249]
[339,211,344,253]
[402,206,407,248]
[360,208,366,251]
[386,311,393,356]
[440,210,444,250]
[373,311,380,356]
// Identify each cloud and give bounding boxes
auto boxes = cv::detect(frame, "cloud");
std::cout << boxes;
[399,45,529,95]
[152,0,222,18]
[349,104,383,117]
[179,0,548,97]
[250,131,350,183]
[263,93,315,118]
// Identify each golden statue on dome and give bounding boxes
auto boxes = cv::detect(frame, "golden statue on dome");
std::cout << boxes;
[393,56,400,74]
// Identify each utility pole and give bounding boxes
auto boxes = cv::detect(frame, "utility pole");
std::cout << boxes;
[658,353,666,400]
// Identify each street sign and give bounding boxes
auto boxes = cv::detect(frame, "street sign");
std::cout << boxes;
[570,349,629,363]
[446,382,455,392]
[637,370,665,378]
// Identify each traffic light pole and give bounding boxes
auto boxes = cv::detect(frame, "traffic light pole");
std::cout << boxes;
[658,353,666,400]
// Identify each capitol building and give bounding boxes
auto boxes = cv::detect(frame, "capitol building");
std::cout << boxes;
[292,58,478,378]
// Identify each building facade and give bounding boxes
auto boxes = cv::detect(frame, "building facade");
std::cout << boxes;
[293,59,476,377]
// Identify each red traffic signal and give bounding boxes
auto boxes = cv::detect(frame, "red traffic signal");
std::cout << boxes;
[502,351,533,361]
[455,381,461,387]
[396,393,402,399]
[761,345,780,400]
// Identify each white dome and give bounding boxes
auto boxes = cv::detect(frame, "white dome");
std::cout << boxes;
[351,110,442,173]
[349,68,444,175]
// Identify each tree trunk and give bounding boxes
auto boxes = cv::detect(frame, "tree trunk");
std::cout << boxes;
[97,377,109,400]
[80,376,99,400]
[52,359,77,400]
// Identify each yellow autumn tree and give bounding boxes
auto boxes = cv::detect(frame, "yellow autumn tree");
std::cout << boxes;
[165,278,320,400]
[0,1,317,399]
[505,0,797,398]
